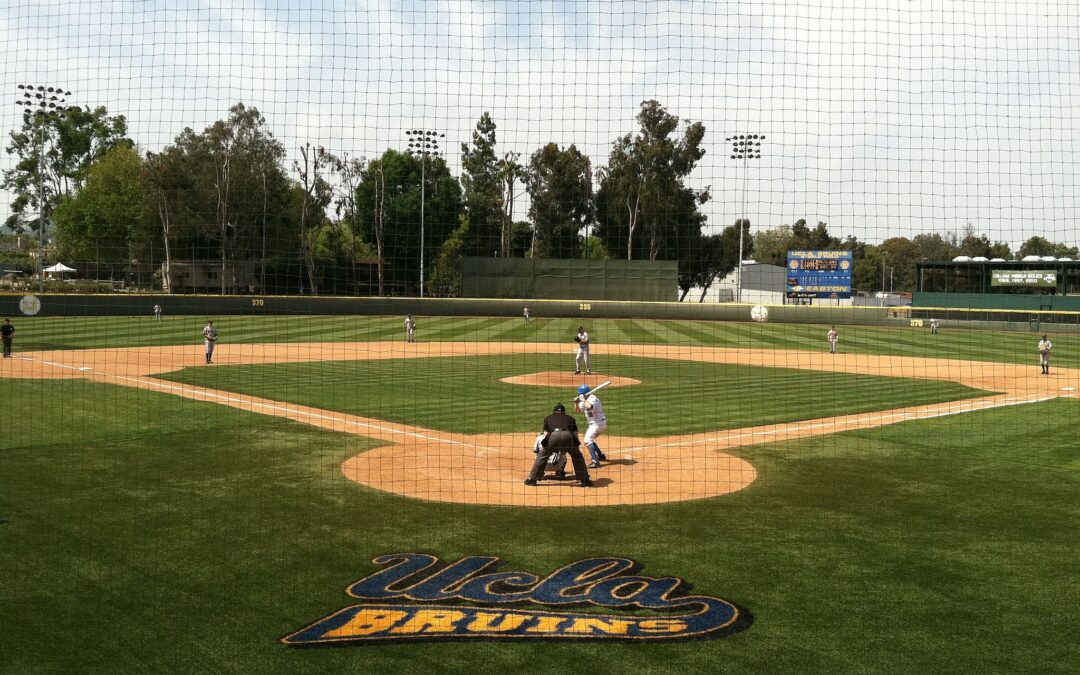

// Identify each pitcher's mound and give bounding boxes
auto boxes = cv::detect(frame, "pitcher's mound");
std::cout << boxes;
[501,371,641,388]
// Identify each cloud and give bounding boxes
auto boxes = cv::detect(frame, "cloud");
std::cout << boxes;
[2,0,1079,247]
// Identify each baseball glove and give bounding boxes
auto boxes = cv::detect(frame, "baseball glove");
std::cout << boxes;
[573,336,581,342]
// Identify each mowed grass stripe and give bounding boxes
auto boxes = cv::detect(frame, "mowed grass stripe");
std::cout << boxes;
[11,315,1080,368]
[2,378,1077,672]
[157,354,988,436]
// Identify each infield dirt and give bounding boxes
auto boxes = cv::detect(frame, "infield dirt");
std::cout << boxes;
[2,341,1074,507]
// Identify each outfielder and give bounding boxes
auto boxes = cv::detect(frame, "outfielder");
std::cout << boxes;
[202,320,218,364]
[827,326,839,354]
[930,318,939,334]
[153,304,162,321]
[1038,334,1053,375]
[574,326,591,374]
[404,315,416,342]
[523,306,530,323]
[525,402,592,487]
[575,384,607,468]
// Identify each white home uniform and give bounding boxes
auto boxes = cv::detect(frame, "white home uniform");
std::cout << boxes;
[575,329,591,374]
[404,316,416,342]
[579,393,606,465]
[827,328,838,354]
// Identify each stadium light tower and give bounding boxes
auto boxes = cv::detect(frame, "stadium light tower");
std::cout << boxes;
[16,84,73,292]
[405,129,444,298]
[726,133,764,304]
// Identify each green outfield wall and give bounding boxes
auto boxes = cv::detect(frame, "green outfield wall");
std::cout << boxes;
[461,258,677,301]
[2,292,892,325]
[914,291,1080,311]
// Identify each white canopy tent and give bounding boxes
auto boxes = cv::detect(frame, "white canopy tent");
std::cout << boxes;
[43,262,77,278]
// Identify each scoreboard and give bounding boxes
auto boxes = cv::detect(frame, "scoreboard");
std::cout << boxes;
[786,250,853,299]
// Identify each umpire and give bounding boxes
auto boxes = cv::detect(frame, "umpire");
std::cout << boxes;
[525,403,593,488]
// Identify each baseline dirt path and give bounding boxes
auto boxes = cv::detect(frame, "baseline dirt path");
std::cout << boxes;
[3,341,1075,507]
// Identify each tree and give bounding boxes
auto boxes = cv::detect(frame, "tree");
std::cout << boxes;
[4,105,130,232]
[293,143,333,295]
[878,236,919,292]
[460,112,505,256]
[152,104,289,293]
[911,232,956,262]
[852,245,883,293]
[52,144,144,274]
[954,223,1011,259]
[355,150,462,295]
[427,220,469,297]
[1018,236,1078,259]
[498,152,524,257]
[526,143,594,258]
[327,152,368,291]
[752,225,793,266]
[594,100,708,262]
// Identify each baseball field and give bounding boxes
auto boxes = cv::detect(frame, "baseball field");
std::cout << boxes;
[2,314,1078,673]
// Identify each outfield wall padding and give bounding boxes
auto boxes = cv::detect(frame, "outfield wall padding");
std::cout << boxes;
[2,292,891,325]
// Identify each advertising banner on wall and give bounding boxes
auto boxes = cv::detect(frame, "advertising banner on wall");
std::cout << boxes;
[990,270,1057,287]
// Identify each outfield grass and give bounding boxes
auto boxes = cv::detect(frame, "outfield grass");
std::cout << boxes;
[9,313,1079,369]
[1,378,1077,674]
[157,354,989,435]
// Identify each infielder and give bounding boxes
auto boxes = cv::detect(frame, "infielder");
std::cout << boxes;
[525,402,592,487]
[1038,334,1053,375]
[827,326,839,354]
[575,384,607,468]
[404,315,416,342]
[574,326,591,374]
[202,320,218,364]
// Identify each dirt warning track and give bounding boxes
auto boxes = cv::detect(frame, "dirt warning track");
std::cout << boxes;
[2,341,1075,507]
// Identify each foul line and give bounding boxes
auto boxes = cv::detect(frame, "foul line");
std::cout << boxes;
[15,347,1067,458]
[12,355,92,372]
[622,394,1058,453]
[100,373,477,449]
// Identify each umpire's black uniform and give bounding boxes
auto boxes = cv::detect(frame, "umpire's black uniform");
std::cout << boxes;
[526,404,592,487]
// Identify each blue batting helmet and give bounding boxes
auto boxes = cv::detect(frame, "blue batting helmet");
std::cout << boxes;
[577,384,591,395]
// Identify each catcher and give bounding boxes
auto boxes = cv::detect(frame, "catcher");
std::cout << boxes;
[532,431,569,479]
[524,403,593,487]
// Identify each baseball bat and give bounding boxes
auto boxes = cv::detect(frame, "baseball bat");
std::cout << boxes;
[576,380,611,402]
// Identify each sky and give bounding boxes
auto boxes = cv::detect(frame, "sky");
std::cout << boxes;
[2,0,1079,249]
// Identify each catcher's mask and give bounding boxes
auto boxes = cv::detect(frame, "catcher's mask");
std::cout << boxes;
[552,403,566,413]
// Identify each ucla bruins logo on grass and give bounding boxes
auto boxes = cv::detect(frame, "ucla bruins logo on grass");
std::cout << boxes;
[282,553,750,645]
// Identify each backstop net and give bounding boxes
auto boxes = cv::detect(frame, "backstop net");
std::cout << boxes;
[1,2,1077,669]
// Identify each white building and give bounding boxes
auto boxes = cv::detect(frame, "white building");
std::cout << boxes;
[683,260,854,305]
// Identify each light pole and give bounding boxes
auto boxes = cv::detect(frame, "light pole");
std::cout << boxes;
[406,129,444,298]
[16,84,73,292]
[726,133,764,304]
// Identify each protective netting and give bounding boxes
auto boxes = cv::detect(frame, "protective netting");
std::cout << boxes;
[2,2,1078,671]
